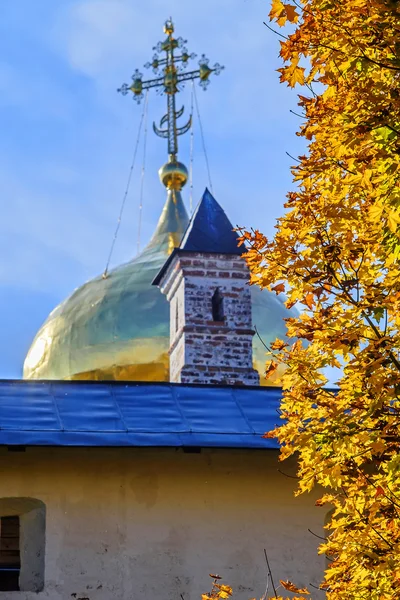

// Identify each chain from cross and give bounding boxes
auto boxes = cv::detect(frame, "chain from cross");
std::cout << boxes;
[118,18,224,161]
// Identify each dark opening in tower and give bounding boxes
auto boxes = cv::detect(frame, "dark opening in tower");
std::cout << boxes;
[212,288,224,322]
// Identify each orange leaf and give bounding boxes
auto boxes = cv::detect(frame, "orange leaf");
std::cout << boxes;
[286,299,296,309]
[375,486,385,497]
[284,3,299,22]
[280,580,310,594]
[262,430,276,439]
[304,292,314,309]
[272,283,286,295]
[271,338,287,350]
[265,360,279,379]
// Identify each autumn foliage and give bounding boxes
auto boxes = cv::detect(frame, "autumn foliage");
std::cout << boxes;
[241,0,400,598]
[202,575,234,600]
[202,574,309,600]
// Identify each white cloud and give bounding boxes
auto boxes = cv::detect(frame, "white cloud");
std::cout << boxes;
[53,0,299,143]
[55,0,278,84]
[54,0,147,77]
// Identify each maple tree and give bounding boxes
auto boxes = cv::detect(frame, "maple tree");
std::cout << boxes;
[240,0,400,598]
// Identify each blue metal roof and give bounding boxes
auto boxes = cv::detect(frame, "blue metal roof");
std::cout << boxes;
[0,380,281,449]
[180,188,243,255]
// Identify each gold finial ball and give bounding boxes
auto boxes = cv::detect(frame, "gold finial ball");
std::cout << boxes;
[164,18,174,35]
[159,159,188,191]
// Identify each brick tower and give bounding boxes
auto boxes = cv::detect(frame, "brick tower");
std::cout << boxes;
[153,189,259,386]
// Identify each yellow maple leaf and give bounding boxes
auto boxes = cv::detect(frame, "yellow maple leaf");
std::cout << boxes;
[270,0,285,20]
[279,58,305,87]
[387,209,400,233]
[369,202,384,221]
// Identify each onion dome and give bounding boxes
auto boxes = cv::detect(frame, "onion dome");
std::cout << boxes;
[23,189,189,381]
[23,186,293,383]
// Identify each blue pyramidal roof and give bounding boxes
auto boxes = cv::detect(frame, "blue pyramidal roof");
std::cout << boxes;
[179,188,242,255]
[152,189,244,286]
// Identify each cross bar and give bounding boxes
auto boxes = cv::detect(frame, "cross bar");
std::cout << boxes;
[118,18,224,160]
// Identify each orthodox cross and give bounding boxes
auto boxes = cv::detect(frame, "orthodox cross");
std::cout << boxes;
[118,18,224,162]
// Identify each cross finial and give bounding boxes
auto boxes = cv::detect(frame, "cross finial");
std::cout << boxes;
[164,18,174,35]
[118,18,224,190]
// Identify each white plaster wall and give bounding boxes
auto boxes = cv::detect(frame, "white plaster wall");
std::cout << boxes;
[19,505,46,592]
[0,448,326,600]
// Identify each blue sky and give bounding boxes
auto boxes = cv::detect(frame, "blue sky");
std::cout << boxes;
[0,0,305,379]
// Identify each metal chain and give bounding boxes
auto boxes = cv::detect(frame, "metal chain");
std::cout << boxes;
[193,83,213,195]
[103,93,148,278]
[189,81,195,215]
[137,90,149,255]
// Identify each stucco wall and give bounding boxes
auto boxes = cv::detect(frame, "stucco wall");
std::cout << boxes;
[0,447,326,600]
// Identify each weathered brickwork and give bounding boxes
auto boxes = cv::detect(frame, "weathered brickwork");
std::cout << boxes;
[158,252,260,386]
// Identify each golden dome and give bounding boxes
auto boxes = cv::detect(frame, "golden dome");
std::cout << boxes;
[23,190,293,384]
[23,189,188,381]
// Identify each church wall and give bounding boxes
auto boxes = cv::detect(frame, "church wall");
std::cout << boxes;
[0,447,326,600]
